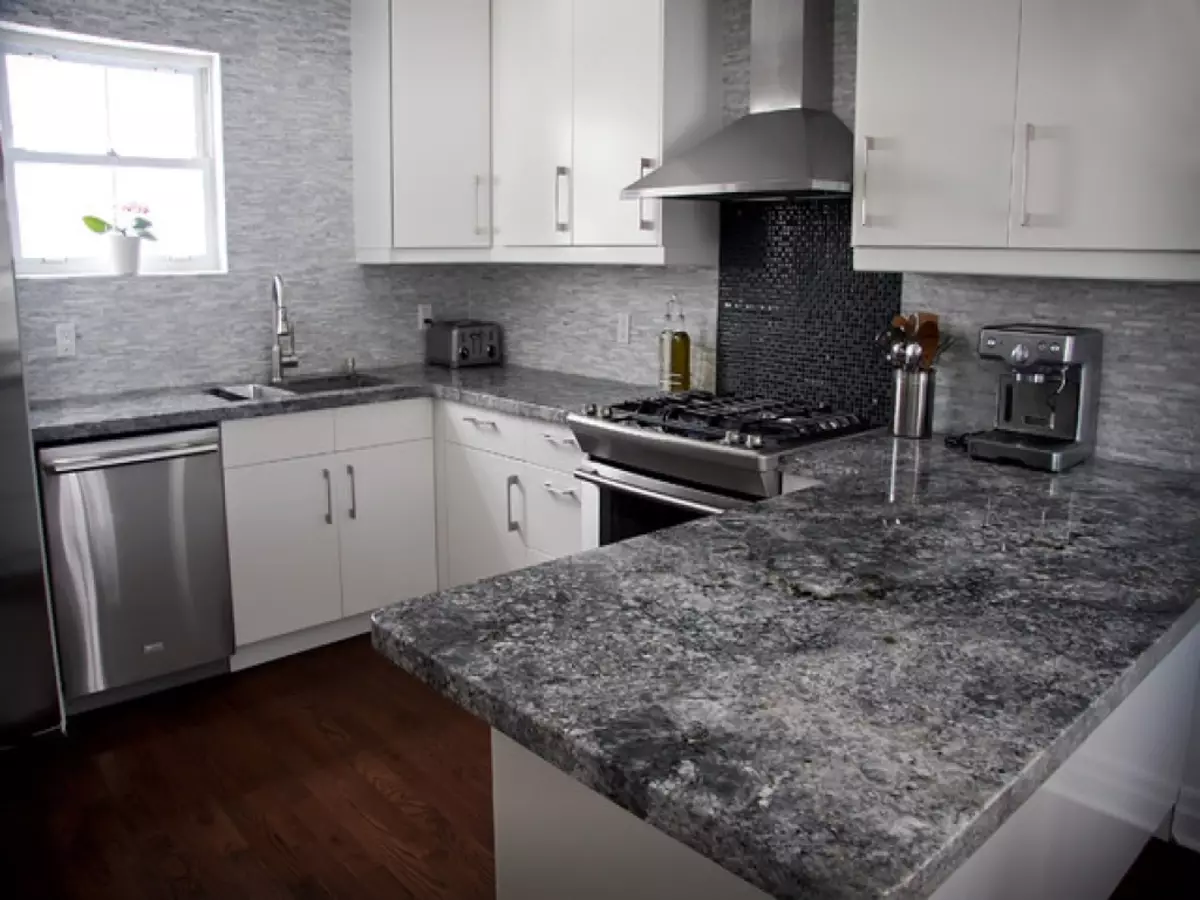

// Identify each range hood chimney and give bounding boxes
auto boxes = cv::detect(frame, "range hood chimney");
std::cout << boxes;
[623,0,852,201]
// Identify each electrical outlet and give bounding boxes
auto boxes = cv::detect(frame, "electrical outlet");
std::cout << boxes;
[616,312,632,344]
[55,322,76,358]
[418,304,432,330]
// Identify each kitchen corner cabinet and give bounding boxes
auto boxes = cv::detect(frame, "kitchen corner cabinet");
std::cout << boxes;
[221,402,437,648]
[853,0,1200,281]
[354,0,721,266]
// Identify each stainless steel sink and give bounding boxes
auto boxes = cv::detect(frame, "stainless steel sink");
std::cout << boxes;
[275,373,389,394]
[205,383,293,402]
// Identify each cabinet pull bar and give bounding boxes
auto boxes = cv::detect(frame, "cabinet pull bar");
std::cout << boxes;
[859,136,873,227]
[322,468,333,525]
[473,174,485,236]
[638,157,655,231]
[505,474,520,532]
[1019,123,1034,227]
[346,464,357,520]
[554,165,570,233]
[543,481,578,500]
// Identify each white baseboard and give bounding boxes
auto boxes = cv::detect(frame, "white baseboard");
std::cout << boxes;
[230,613,374,672]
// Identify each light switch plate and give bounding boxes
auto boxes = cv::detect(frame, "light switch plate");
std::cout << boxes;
[418,304,432,330]
[617,312,631,344]
[55,322,76,358]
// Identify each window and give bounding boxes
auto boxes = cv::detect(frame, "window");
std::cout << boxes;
[0,24,226,277]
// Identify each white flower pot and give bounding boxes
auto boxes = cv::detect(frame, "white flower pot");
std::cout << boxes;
[110,234,142,276]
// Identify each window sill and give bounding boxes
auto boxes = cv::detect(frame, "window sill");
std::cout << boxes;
[16,268,229,281]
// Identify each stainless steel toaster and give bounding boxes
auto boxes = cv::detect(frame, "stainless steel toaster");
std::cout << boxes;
[424,319,503,368]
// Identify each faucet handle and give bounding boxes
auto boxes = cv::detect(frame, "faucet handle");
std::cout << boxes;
[344,355,357,374]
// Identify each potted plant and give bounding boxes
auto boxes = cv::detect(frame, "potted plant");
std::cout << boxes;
[82,203,157,275]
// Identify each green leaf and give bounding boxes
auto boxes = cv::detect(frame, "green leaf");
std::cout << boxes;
[131,216,152,230]
[82,215,112,234]
[136,230,157,241]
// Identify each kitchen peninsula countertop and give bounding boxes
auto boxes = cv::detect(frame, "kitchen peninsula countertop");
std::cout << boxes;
[372,434,1200,899]
[28,364,640,443]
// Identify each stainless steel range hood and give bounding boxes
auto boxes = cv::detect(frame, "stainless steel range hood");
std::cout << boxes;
[623,0,852,201]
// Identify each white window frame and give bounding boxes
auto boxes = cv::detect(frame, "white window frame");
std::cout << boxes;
[0,23,227,278]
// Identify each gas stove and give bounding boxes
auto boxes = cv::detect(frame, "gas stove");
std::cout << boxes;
[567,391,870,498]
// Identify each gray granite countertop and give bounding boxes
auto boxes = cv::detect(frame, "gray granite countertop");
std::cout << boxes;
[372,434,1200,899]
[28,364,641,443]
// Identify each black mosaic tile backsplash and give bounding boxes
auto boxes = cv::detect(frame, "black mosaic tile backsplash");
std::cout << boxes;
[717,198,902,426]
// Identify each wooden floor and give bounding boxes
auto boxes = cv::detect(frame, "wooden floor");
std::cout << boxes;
[4,634,1199,900]
[1,637,493,900]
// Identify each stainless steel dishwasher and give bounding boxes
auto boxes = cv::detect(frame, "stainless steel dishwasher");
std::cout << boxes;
[39,428,233,704]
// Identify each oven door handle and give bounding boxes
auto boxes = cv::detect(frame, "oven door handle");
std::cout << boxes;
[574,468,729,516]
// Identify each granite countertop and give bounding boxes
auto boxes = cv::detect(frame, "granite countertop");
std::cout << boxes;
[28,364,641,443]
[372,434,1200,899]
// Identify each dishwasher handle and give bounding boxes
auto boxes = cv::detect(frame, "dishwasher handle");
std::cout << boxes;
[41,432,219,475]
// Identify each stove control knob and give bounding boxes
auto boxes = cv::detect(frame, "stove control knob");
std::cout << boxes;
[459,345,471,361]
[724,430,741,445]
[584,403,598,416]
[600,406,613,419]
[1010,342,1031,365]
[745,434,764,449]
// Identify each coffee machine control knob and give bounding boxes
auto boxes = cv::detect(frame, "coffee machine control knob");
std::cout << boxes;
[1010,343,1031,365]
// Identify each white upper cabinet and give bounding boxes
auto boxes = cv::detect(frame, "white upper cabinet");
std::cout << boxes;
[854,0,1200,281]
[352,0,490,255]
[1009,0,1200,252]
[390,0,491,249]
[492,0,573,247]
[356,0,720,265]
[571,0,663,247]
[854,0,1019,249]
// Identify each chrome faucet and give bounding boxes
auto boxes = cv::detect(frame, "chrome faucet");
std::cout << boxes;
[270,274,299,383]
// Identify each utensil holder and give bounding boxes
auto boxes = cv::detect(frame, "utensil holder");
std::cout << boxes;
[892,369,934,439]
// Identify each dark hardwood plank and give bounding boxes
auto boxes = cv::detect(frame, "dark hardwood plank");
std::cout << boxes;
[2,636,493,900]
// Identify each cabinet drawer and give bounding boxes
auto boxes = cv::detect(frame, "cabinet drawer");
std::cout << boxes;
[440,402,526,458]
[525,464,583,559]
[335,399,432,451]
[221,410,335,468]
[523,420,584,474]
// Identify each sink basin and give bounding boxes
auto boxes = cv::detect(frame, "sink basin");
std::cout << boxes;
[277,373,389,394]
[206,383,293,402]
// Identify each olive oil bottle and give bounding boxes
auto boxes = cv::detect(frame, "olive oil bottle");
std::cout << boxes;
[658,295,691,393]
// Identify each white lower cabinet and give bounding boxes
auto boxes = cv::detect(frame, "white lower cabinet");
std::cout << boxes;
[443,442,530,588]
[222,401,437,652]
[525,464,583,560]
[336,441,438,617]
[224,456,344,647]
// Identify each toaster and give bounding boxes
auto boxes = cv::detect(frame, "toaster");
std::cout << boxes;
[424,319,504,368]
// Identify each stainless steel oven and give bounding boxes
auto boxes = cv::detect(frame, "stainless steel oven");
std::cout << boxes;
[575,460,752,549]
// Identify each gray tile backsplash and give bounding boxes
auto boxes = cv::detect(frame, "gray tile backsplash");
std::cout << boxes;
[903,275,1200,472]
[5,0,716,400]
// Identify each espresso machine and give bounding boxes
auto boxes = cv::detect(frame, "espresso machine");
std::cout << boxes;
[967,324,1103,472]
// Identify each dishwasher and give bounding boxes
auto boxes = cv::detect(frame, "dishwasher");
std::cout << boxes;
[39,428,234,706]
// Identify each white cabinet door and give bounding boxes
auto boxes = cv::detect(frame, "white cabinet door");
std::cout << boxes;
[444,443,529,589]
[572,0,663,246]
[225,458,343,647]
[337,442,438,618]
[1010,0,1200,250]
[854,0,1020,248]
[493,0,573,247]
[391,0,491,248]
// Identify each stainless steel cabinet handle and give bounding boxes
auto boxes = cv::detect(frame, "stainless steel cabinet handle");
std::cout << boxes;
[505,474,520,532]
[543,481,578,500]
[463,415,498,430]
[859,136,873,227]
[541,432,579,449]
[554,165,570,233]
[1019,122,1034,227]
[473,174,485,236]
[638,157,655,231]
[322,468,333,525]
[346,464,357,520]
